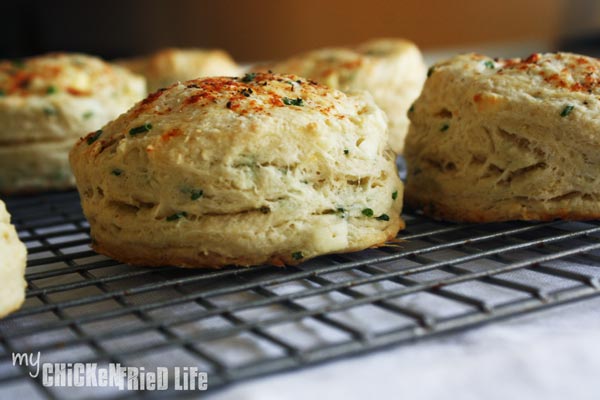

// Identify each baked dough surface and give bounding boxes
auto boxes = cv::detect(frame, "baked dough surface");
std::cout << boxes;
[0,199,27,318]
[405,52,600,222]
[70,73,404,268]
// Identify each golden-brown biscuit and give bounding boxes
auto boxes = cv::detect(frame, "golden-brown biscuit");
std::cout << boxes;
[405,52,600,222]
[70,73,404,268]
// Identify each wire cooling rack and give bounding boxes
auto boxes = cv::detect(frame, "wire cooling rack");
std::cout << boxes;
[2,190,600,399]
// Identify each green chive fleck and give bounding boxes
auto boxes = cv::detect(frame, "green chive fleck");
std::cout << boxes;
[129,123,153,136]
[166,212,187,221]
[392,190,398,200]
[292,251,304,260]
[43,107,56,116]
[0,89,5,96]
[483,60,495,69]
[376,214,390,221]
[46,85,57,95]
[83,111,94,119]
[241,73,256,83]
[337,207,347,218]
[427,66,435,77]
[111,168,123,176]
[408,104,415,113]
[190,189,203,200]
[343,149,349,155]
[87,129,103,145]
[282,97,303,106]
[560,105,574,117]
[440,123,449,132]
[362,208,374,217]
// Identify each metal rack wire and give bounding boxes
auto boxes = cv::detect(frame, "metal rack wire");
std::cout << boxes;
[2,189,600,399]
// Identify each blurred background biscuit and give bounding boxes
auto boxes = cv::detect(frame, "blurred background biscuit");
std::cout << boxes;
[0,53,146,193]
[117,48,241,92]
[258,38,427,154]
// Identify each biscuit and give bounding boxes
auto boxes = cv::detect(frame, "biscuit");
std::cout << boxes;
[0,140,75,191]
[0,199,27,318]
[0,53,146,193]
[259,38,427,153]
[70,73,404,268]
[404,52,600,222]
[117,48,241,92]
